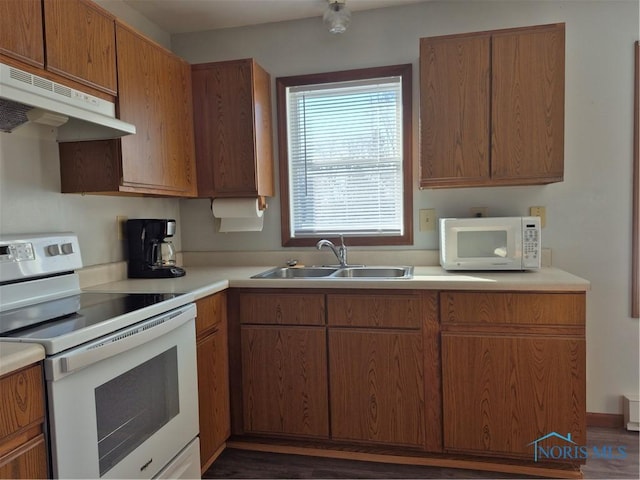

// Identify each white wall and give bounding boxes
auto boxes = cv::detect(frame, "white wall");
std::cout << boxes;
[0,125,181,266]
[172,0,640,415]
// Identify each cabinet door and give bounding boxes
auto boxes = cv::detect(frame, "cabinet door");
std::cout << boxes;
[241,326,329,438]
[0,0,44,67]
[442,334,585,457]
[44,0,117,95]
[192,59,274,197]
[196,322,230,472]
[115,23,196,196]
[329,329,425,448]
[420,33,491,187]
[491,24,565,183]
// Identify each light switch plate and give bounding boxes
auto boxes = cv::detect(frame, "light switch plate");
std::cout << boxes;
[419,209,436,231]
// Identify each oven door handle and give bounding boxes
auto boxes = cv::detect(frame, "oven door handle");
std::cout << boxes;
[56,303,196,376]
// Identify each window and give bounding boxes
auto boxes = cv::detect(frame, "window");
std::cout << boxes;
[276,64,413,247]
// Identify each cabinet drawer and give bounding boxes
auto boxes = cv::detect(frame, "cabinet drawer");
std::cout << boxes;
[239,293,325,326]
[0,433,47,479]
[196,292,227,337]
[328,294,421,329]
[440,292,585,326]
[0,365,44,443]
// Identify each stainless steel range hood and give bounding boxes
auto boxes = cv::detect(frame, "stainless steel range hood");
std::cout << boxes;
[0,63,135,142]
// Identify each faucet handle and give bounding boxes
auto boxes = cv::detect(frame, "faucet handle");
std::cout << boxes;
[339,234,345,247]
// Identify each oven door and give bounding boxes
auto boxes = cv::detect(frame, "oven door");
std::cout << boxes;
[45,303,199,479]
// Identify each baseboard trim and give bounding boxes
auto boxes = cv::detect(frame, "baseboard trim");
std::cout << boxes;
[227,441,583,479]
[586,412,624,428]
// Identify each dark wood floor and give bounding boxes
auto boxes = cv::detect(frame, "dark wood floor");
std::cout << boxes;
[203,427,639,479]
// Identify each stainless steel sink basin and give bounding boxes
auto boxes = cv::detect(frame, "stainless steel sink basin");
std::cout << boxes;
[332,266,413,278]
[251,266,339,279]
[251,266,413,279]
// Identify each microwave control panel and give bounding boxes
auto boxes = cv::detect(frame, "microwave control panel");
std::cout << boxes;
[522,220,541,268]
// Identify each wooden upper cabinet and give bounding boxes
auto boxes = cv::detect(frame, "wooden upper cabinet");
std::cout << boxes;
[192,59,274,198]
[420,23,565,188]
[116,22,197,195]
[420,33,490,184]
[44,0,117,95]
[59,23,197,197]
[0,0,44,68]
[491,25,565,181]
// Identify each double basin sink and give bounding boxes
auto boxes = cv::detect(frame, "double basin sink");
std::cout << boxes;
[252,265,414,279]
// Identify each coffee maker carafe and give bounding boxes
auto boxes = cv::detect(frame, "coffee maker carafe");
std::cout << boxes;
[126,219,186,278]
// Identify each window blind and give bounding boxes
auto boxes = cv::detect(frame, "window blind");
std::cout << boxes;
[286,76,404,237]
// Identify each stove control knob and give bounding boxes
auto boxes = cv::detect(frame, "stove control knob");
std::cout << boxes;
[61,243,74,255]
[47,244,61,256]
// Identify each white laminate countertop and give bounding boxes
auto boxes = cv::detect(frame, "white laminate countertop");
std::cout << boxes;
[0,342,45,377]
[84,265,590,295]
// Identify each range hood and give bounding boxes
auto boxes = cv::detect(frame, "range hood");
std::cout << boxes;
[0,63,135,142]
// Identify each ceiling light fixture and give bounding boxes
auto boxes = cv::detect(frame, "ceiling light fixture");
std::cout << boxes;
[323,0,351,34]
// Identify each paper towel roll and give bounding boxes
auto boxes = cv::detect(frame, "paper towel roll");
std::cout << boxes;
[211,198,264,232]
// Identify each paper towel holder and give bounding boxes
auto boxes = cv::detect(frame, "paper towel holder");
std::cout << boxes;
[209,196,268,210]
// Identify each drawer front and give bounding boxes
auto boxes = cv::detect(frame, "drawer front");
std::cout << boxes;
[196,292,227,337]
[0,433,48,479]
[0,365,44,443]
[440,292,585,326]
[239,293,325,326]
[328,294,422,329]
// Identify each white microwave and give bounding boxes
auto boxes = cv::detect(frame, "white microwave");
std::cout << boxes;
[439,216,541,271]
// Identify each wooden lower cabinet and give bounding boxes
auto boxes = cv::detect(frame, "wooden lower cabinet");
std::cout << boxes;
[329,329,425,447]
[228,288,586,477]
[195,293,230,472]
[442,334,586,457]
[440,291,586,462]
[0,363,47,479]
[241,326,329,438]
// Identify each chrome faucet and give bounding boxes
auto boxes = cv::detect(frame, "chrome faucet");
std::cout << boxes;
[316,235,348,267]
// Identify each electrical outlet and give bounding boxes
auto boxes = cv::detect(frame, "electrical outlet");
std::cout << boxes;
[419,209,436,231]
[116,216,128,240]
[529,206,546,228]
[470,207,488,218]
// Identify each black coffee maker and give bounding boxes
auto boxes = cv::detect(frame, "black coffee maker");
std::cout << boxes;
[126,219,186,278]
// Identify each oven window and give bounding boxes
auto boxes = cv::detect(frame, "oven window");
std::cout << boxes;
[458,230,508,258]
[95,347,179,476]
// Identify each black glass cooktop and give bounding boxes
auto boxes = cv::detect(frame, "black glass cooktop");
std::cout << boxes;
[0,292,183,338]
